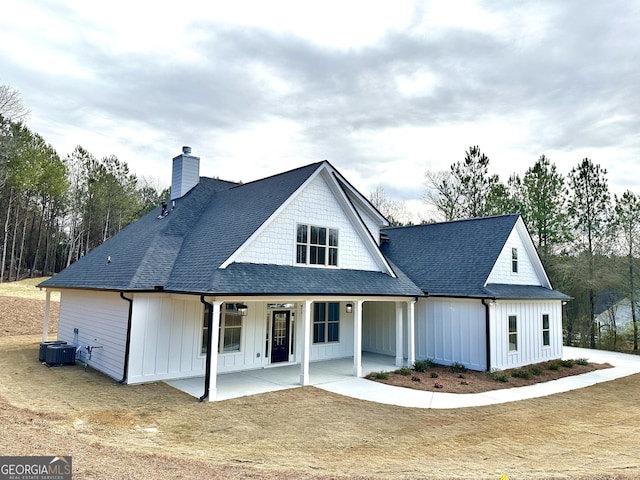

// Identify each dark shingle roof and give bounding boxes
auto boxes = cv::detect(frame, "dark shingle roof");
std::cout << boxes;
[40,162,421,297]
[382,215,568,300]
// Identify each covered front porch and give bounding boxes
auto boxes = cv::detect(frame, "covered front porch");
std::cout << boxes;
[167,352,396,401]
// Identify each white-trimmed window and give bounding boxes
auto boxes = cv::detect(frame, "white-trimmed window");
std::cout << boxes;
[508,315,517,352]
[296,224,338,266]
[313,302,340,343]
[511,248,518,273]
[542,314,550,346]
[201,304,243,355]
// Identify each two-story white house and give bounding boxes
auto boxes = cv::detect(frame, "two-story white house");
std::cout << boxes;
[39,147,569,401]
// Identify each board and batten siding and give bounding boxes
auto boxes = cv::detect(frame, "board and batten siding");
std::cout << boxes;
[362,302,398,356]
[57,290,129,380]
[127,294,205,383]
[486,227,541,285]
[490,300,562,370]
[416,298,487,371]
[234,173,381,272]
[217,302,268,373]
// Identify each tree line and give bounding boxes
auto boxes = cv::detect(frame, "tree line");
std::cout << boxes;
[0,85,168,283]
[421,146,639,352]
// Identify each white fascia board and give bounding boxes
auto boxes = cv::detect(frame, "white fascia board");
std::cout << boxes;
[320,167,396,277]
[219,163,326,269]
[328,166,389,226]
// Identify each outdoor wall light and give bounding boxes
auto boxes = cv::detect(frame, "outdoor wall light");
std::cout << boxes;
[345,303,353,314]
[236,303,248,316]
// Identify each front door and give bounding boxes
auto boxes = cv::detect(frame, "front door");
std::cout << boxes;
[271,311,290,363]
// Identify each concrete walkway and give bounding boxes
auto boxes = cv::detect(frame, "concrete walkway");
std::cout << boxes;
[315,347,640,409]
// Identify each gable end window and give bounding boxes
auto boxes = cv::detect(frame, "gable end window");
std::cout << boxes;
[313,302,340,343]
[508,315,517,352]
[296,224,338,266]
[542,314,550,347]
[511,248,518,273]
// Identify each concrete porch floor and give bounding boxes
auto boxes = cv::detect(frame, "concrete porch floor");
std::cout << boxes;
[166,352,396,401]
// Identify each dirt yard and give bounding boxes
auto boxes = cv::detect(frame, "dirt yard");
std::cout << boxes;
[1,282,639,479]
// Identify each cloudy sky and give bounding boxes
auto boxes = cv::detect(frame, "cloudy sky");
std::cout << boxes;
[1,0,639,221]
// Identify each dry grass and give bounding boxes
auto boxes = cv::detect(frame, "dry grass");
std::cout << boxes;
[0,277,60,301]
[1,295,639,479]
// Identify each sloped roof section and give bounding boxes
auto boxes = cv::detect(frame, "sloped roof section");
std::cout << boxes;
[381,214,567,300]
[40,164,322,292]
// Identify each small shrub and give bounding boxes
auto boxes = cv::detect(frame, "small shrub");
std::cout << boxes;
[487,371,509,383]
[449,361,467,374]
[548,360,562,371]
[373,371,389,380]
[561,359,575,368]
[528,365,543,376]
[511,368,532,380]
[576,358,589,366]
[430,372,439,378]
[413,359,433,372]
[411,376,421,382]
[434,380,443,389]
[395,367,412,376]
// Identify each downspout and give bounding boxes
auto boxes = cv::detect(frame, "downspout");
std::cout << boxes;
[481,298,495,372]
[199,295,214,402]
[118,292,133,384]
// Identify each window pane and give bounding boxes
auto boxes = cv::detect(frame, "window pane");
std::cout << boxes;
[313,303,325,322]
[313,323,325,343]
[328,322,339,342]
[316,246,326,265]
[310,226,319,244]
[542,314,550,329]
[309,246,318,264]
[543,331,550,346]
[329,247,338,266]
[297,224,307,243]
[329,229,338,247]
[318,227,326,245]
[296,245,307,264]
[508,315,517,332]
[225,314,242,327]
[509,334,517,351]
[328,302,340,321]
[223,327,241,352]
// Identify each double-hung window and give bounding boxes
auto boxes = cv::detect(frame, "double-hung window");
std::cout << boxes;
[296,224,338,266]
[201,303,243,355]
[508,315,518,352]
[511,248,518,273]
[542,314,550,346]
[313,302,340,343]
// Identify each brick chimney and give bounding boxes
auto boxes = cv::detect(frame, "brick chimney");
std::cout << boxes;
[171,146,200,200]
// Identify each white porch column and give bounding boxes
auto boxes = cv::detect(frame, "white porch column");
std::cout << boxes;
[395,301,404,367]
[300,300,312,386]
[407,299,416,367]
[208,301,222,402]
[42,290,51,342]
[353,300,363,377]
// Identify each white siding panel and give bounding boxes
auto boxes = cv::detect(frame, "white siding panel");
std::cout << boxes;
[486,228,540,285]
[490,300,563,370]
[127,294,205,383]
[416,298,487,371]
[57,290,129,381]
[362,302,396,356]
[235,174,381,271]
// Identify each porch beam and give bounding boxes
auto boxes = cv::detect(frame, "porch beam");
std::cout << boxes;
[207,301,222,402]
[395,301,404,367]
[353,300,363,377]
[42,290,51,342]
[407,299,416,366]
[300,300,312,386]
